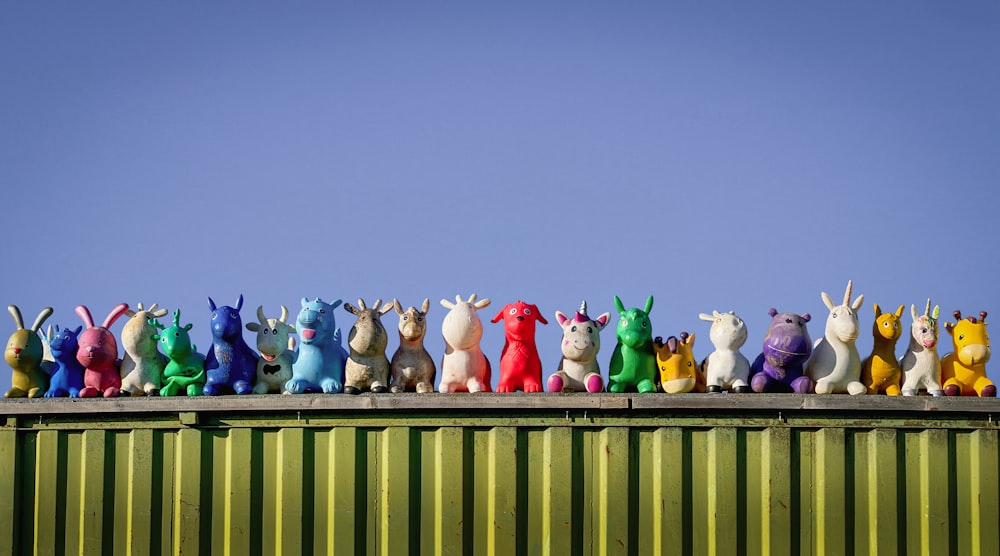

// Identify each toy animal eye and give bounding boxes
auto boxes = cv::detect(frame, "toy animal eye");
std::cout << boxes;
[620,318,628,327]
[320,309,326,314]
[883,322,889,328]
[686,361,692,367]
[524,308,531,315]
[263,329,269,335]
[641,320,648,328]
[175,332,180,337]
[230,313,237,319]
[403,315,409,321]
[509,308,517,315]
[571,325,577,332]
[921,328,928,334]
[832,313,838,318]
[272,328,278,334]
[417,316,423,322]
[212,314,218,320]
[959,334,964,341]
[587,326,593,333]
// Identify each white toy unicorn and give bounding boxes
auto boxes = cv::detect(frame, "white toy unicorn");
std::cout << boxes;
[548,301,610,393]
[900,299,943,396]
[699,310,751,393]
[806,280,867,395]
[439,294,492,393]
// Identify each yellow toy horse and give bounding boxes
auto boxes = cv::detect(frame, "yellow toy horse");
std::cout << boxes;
[654,332,704,393]
[941,310,994,397]
[861,304,905,395]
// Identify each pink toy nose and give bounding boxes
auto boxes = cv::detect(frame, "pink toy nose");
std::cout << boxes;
[12,348,20,355]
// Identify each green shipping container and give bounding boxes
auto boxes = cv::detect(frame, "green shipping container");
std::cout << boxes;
[2,394,998,555]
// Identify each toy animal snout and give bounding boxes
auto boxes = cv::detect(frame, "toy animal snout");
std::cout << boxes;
[958,344,991,366]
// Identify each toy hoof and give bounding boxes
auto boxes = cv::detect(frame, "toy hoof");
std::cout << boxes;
[982,385,997,397]
[547,374,565,393]
[929,389,944,397]
[344,385,361,395]
[371,385,387,394]
[901,389,916,397]
[944,384,961,396]
[734,385,751,394]
[706,385,722,393]
[586,374,604,393]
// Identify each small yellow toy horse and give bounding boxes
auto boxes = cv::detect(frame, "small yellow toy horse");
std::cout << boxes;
[941,310,994,397]
[654,333,704,393]
[861,304,905,395]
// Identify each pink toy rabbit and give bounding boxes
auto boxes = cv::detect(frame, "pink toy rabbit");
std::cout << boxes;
[76,303,129,398]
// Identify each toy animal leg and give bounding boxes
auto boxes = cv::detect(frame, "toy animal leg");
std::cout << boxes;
[320,378,343,394]
[814,379,835,395]
[547,372,566,393]
[942,377,964,396]
[847,381,867,396]
[522,379,543,393]
[974,377,997,397]
[44,388,66,398]
[78,387,99,398]
[790,376,813,394]
[466,378,487,393]
[202,382,220,396]
[233,381,252,395]
[27,387,44,398]
[102,386,120,398]
[585,373,604,393]
[143,382,160,396]
[884,384,902,396]
[416,381,434,394]
[186,383,200,396]
[253,382,270,394]
[607,381,626,393]
[636,378,656,393]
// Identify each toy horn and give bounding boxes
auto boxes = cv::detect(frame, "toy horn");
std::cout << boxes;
[575,300,589,322]
[843,280,853,306]
[257,305,268,326]
[981,311,988,323]
[924,299,931,318]
[954,310,963,321]
[279,306,288,324]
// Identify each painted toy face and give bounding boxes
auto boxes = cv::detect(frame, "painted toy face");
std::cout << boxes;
[297,299,337,345]
[6,330,43,367]
[495,301,546,342]
[912,316,938,349]
[617,308,652,349]
[763,312,812,368]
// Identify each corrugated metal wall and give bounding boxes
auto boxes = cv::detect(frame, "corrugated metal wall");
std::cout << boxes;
[2,397,999,555]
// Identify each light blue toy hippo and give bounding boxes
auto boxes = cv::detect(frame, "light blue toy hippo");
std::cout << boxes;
[286,297,348,394]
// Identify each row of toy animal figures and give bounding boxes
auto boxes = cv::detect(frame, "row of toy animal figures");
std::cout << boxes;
[3,283,993,398]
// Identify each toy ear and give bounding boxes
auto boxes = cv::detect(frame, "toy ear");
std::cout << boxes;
[102,303,130,329]
[330,299,343,310]
[247,323,260,332]
[421,299,430,314]
[393,299,404,316]
[614,296,625,314]
[473,298,491,310]
[699,313,714,322]
[343,303,360,316]
[235,295,244,311]
[208,297,217,311]
[30,307,54,332]
[126,309,137,318]
[491,308,505,323]
[8,305,24,330]
[801,313,811,323]
[932,306,940,320]
[301,297,309,308]
[894,305,905,318]
[151,308,168,318]
[440,299,455,310]
[685,332,695,346]
[73,325,83,335]
[944,322,955,335]
[533,305,547,325]
[873,304,882,317]
[555,311,569,326]
[768,308,778,318]
[911,304,919,321]
[379,303,393,316]
[595,312,611,329]
[45,324,53,341]
[821,292,835,311]
[76,305,95,329]
[644,296,654,314]
[851,295,865,312]
[184,324,193,332]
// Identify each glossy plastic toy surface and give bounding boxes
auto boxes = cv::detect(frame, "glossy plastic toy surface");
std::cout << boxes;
[5,305,53,398]
[247,305,296,394]
[492,300,548,393]
[548,301,609,393]
[287,297,347,394]
[43,324,85,398]
[203,295,259,395]
[861,304,905,395]
[155,310,206,397]
[655,332,703,393]
[608,295,657,393]
[120,302,169,396]
[900,300,943,396]
[439,294,492,393]
[806,281,867,395]
[76,303,129,398]
[699,310,751,393]
[941,310,994,397]
[389,299,436,393]
[343,299,392,394]
[750,309,814,393]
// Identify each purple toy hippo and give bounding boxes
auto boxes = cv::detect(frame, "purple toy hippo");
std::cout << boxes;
[750,308,814,393]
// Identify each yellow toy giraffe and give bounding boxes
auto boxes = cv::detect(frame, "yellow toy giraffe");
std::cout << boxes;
[861,304,905,395]
[941,310,994,397]
[654,332,704,393]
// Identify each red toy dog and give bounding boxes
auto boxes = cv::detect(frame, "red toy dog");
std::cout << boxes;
[491,301,548,392]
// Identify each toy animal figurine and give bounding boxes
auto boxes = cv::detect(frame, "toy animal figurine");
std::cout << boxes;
[343,298,393,394]
[750,309,814,393]
[655,333,704,393]
[900,300,944,396]
[860,304,905,395]
[42,324,85,397]
[5,305,53,398]
[608,295,657,393]
[119,302,170,396]
[548,301,610,393]
[439,294,492,393]
[699,310,751,393]
[941,310,994,397]
[287,297,347,394]
[389,299,436,393]
[155,310,206,397]
[203,295,259,395]
[806,281,867,395]
[246,305,296,394]
[492,300,548,393]
[77,303,129,398]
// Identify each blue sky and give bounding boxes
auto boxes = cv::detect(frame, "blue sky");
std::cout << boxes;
[2,2,998,391]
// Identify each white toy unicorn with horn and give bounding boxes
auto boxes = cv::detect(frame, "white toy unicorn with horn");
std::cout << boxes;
[900,299,943,396]
[806,280,867,395]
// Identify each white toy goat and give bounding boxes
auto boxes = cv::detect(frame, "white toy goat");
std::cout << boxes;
[120,302,170,396]
[246,305,297,394]
[698,310,751,393]
[806,280,867,395]
[900,299,943,396]
[343,298,393,394]
[439,294,492,393]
